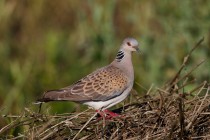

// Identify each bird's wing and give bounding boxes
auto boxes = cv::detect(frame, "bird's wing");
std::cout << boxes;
[38,65,128,102]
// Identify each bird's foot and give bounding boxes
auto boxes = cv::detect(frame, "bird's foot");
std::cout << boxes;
[96,109,120,120]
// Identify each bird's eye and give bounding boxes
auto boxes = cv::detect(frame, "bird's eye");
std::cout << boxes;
[127,42,131,46]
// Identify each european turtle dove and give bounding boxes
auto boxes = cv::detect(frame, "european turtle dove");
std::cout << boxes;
[37,37,139,118]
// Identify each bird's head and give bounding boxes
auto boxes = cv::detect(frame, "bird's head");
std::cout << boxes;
[121,37,140,53]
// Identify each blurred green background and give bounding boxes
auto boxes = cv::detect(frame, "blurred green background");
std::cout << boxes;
[0,0,209,119]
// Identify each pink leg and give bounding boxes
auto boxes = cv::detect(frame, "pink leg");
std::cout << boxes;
[96,109,120,120]
[96,110,105,118]
[103,109,119,117]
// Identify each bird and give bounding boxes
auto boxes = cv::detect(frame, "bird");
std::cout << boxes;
[37,37,139,118]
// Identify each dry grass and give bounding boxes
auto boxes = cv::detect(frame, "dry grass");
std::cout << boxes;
[0,38,209,140]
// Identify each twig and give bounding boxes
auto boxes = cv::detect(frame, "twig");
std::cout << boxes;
[191,135,210,139]
[177,78,196,91]
[178,97,185,139]
[185,86,209,130]
[157,88,171,95]
[73,112,97,140]
[135,81,148,91]
[158,90,164,109]
[168,119,179,139]
[168,37,204,89]
[0,116,34,135]
[38,109,90,138]
[41,127,58,140]
[189,81,207,95]
[146,84,154,95]
[175,59,206,86]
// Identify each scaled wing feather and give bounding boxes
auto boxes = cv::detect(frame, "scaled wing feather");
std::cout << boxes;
[39,65,128,102]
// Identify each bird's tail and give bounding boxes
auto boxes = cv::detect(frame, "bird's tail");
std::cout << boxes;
[35,89,65,104]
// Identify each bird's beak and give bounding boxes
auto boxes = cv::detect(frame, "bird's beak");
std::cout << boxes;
[133,46,140,53]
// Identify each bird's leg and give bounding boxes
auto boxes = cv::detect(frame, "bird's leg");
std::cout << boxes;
[96,109,120,120]
[96,110,106,118]
[96,110,107,123]
[103,109,120,117]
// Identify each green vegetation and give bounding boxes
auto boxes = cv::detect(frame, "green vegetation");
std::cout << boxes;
[0,0,209,132]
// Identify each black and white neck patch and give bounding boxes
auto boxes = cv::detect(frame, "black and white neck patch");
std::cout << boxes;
[115,50,125,62]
